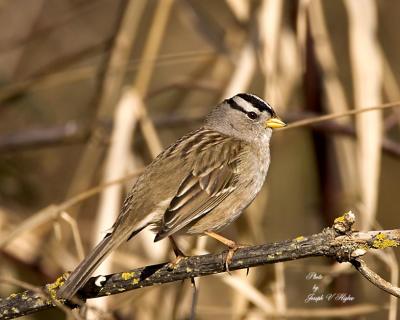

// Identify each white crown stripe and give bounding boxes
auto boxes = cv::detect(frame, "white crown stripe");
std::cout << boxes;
[236,93,275,116]
[233,96,260,114]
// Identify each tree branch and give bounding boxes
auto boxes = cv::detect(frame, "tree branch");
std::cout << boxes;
[0,212,399,319]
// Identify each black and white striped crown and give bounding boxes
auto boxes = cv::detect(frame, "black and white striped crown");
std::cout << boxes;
[226,93,276,117]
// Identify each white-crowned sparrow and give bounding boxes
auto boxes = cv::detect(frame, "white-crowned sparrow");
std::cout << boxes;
[57,93,286,299]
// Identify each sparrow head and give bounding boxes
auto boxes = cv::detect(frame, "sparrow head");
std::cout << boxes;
[205,93,286,143]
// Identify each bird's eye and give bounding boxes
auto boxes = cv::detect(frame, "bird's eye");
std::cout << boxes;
[247,112,258,120]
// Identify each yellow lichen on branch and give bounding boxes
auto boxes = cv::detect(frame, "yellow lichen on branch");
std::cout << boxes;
[372,233,399,249]
[46,275,67,300]
[121,272,135,281]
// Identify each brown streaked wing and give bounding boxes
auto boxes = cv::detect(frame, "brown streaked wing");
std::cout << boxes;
[154,137,244,241]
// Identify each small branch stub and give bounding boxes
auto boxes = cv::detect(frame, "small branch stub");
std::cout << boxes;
[333,210,356,234]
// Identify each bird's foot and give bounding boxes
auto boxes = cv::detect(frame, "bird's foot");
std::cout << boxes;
[225,243,247,274]
[203,231,248,274]
[167,236,187,270]
[167,254,186,270]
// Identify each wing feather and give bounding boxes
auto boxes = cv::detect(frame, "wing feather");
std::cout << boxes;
[154,137,244,240]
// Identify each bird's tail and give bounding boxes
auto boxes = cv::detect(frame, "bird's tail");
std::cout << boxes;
[56,234,123,300]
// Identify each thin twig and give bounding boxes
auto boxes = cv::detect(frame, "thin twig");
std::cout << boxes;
[281,100,400,130]
[351,259,400,298]
[283,113,400,158]
[60,212,85,261]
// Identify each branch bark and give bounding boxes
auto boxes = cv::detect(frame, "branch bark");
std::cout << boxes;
[0,212,399,320]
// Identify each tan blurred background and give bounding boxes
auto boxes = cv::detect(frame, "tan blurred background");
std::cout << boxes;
[0,0,400,319]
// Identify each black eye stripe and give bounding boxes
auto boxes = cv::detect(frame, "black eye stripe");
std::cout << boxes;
[237,93,275,116]
[227,98,259,119]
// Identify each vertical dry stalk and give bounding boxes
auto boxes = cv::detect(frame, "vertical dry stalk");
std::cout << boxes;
[296,0,310,71]
[132,0,174,158]
[258,0,287,315]
[344,0,383,230]
[259,0,283,105]
[65,0,146,209]
[308,6,387,313]
[225,0,250,22]
[222,41,256,98]
[308,0,359,199]
[133,0,174,97]
[220,1,256,100]
[372,40,400,320]
[86,89,141,318]
[276,28,302,108]
[381,50,400,126]
[127,1,174,317]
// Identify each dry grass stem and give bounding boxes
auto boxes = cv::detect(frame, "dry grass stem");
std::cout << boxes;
[308,0,359,196]
[344,0,383,231]
[60,212,85,261]
[130,0,175,158]
[222,41,256,98]
[86,88,142,318]
[282,100,400,130]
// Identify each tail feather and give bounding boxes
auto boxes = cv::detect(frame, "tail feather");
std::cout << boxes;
[57,234,122,300]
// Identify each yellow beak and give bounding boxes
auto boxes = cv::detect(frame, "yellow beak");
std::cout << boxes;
[265,117,286,129]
